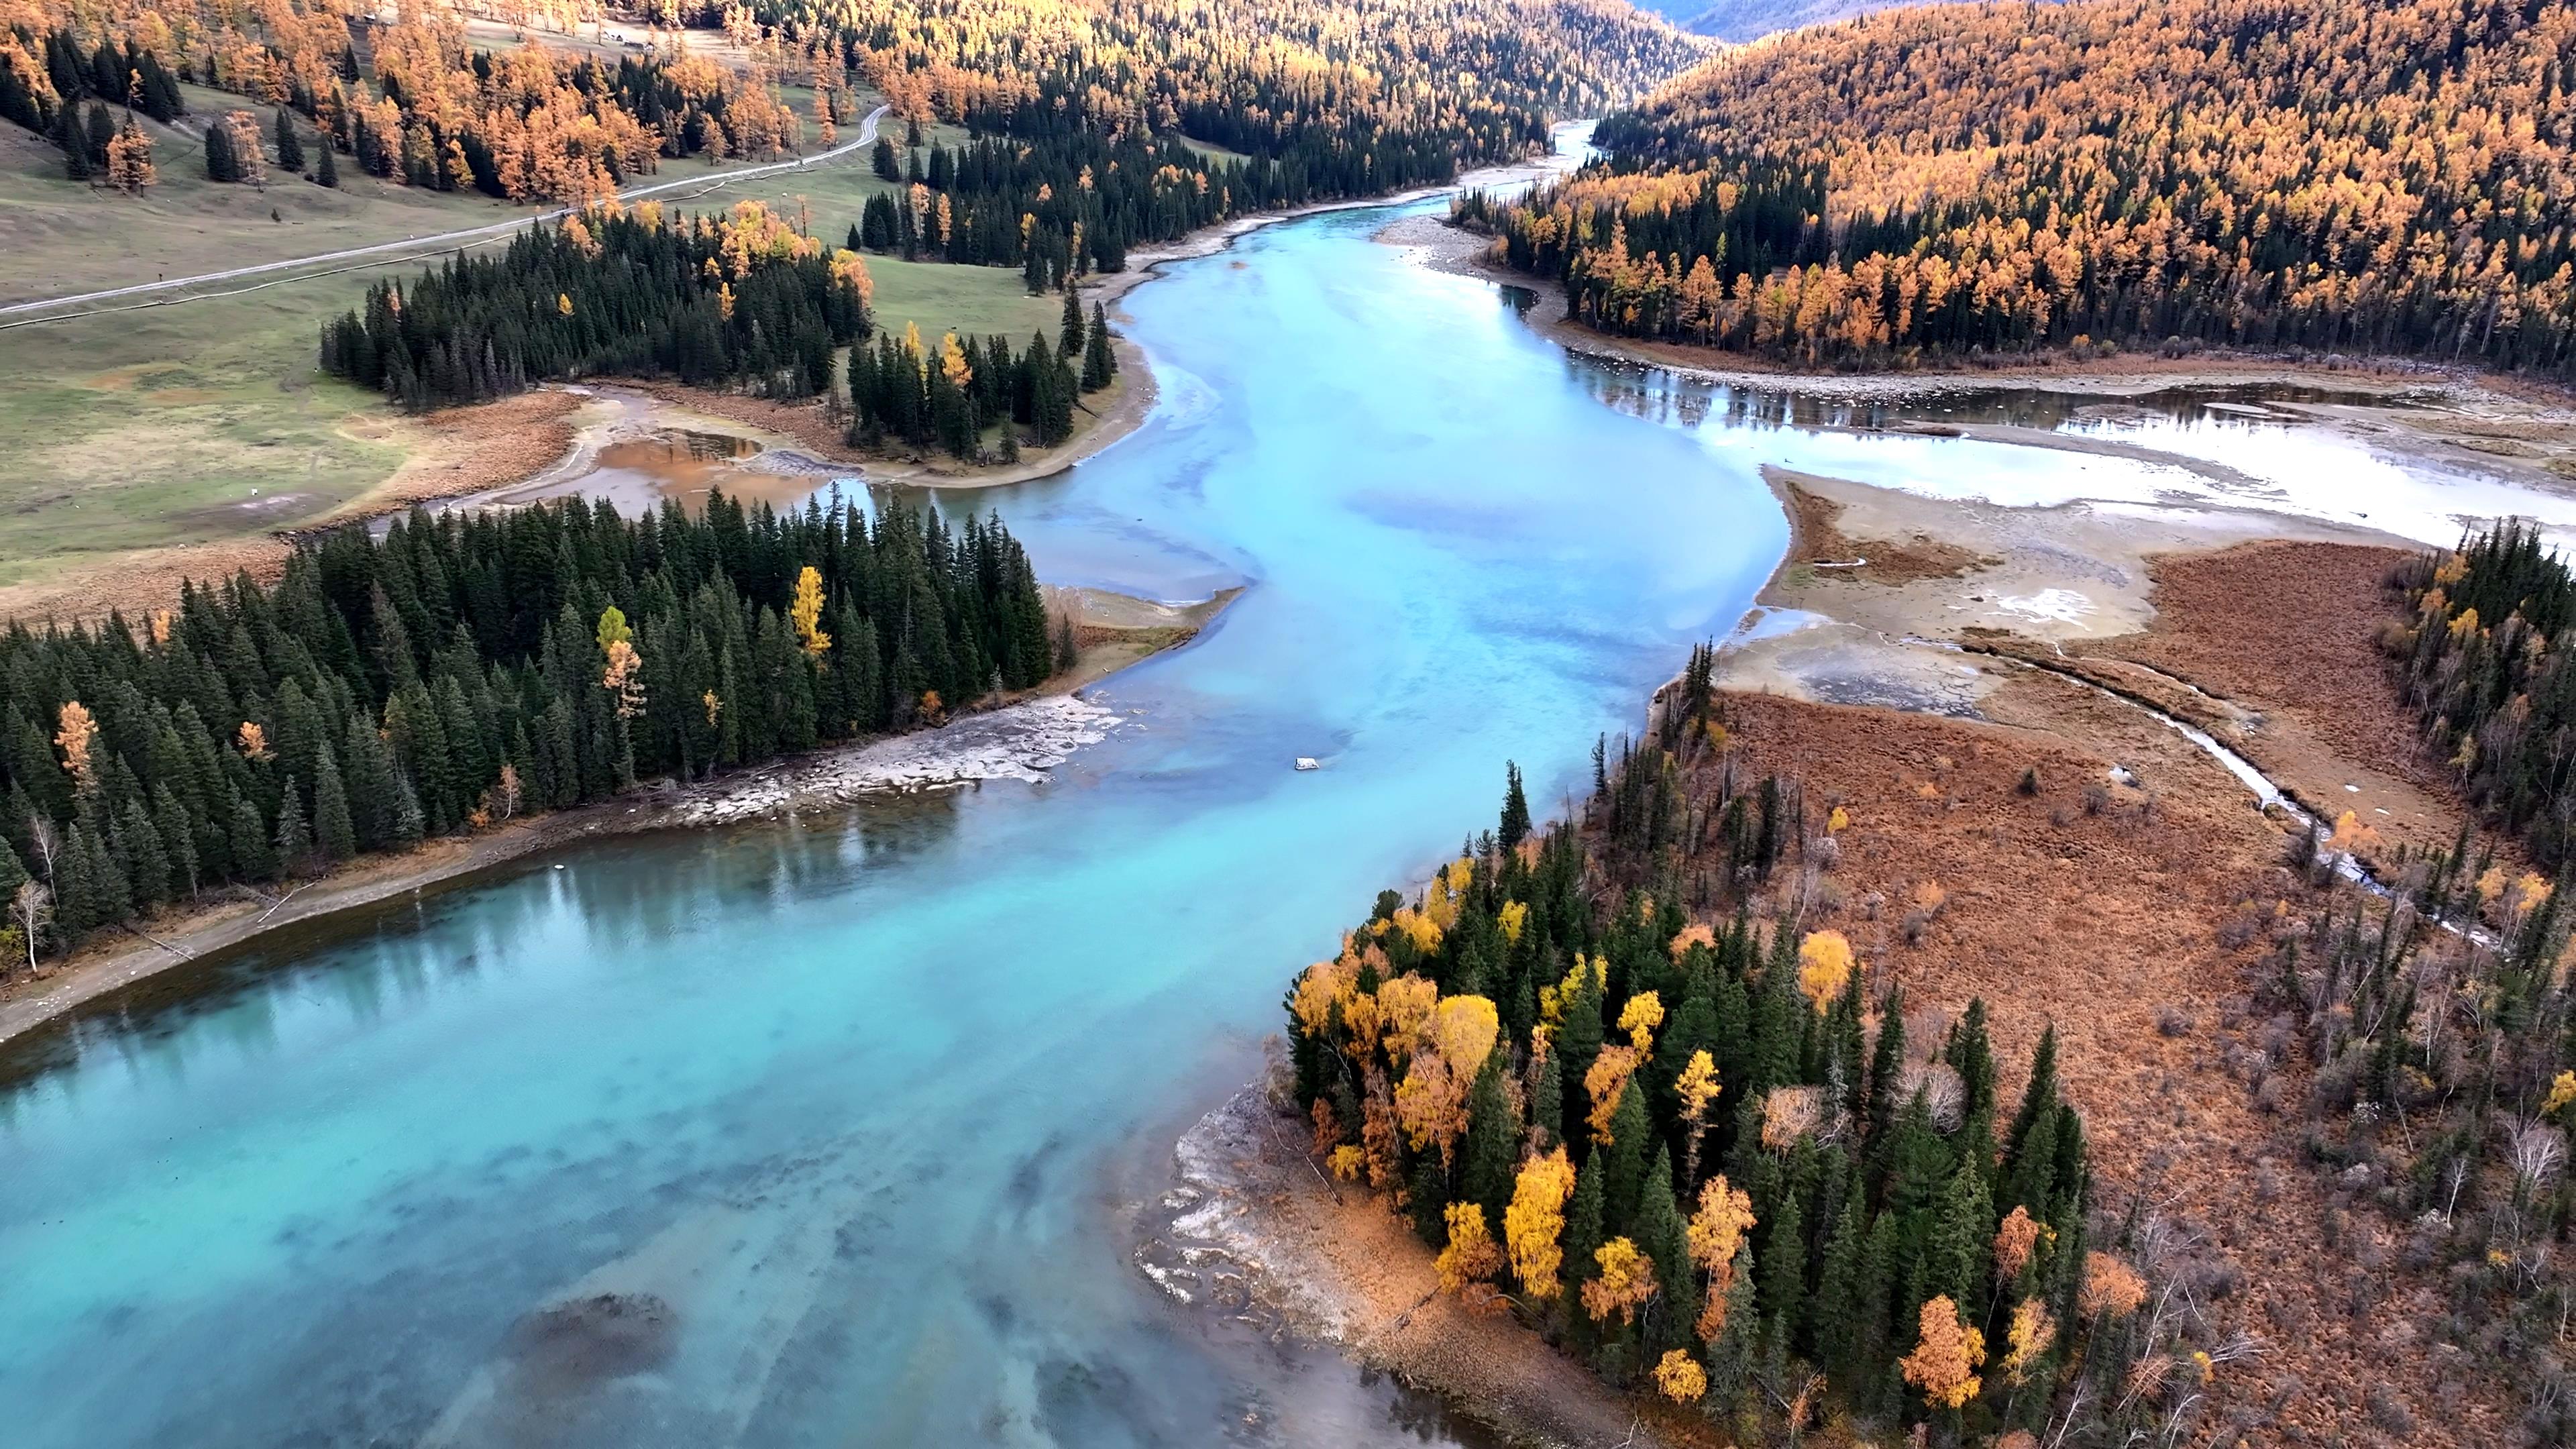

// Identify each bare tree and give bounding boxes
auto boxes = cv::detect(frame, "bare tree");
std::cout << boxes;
[24,811,57,883]
[8,880,51,976]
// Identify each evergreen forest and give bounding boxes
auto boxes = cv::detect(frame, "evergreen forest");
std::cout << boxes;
[316,201,873,411]
[1460,0,2576,377]
[1281,649,2188,1442]
[0,494,1064,965]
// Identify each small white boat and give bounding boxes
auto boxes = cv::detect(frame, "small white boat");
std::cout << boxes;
[1294,757,1320,771]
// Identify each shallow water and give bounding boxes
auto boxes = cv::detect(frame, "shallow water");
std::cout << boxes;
[4,201,2569,1448]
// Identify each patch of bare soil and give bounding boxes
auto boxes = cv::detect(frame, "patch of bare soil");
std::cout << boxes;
[344,390,582,517]
[1782,478,1996,584]
[1715,679,2509,1446]
[612,378,865,462]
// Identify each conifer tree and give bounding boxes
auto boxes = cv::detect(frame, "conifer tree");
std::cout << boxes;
[1059,285,1085,356]
[1082,303,1117,390]
[204,115,238,181]
[313,745,356,863]
[273,108,303,172]
[273,778,312,875]
[315,142,338,188]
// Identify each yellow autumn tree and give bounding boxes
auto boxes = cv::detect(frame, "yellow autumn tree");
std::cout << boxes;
[1798,929,1855,1012]
[1435,1201,1504,1298]
[790,565,833,661]
[1582,1237,1657,1324]
[1999,1297,2057,1387]
[1395,994,1497,1167]
[1504,1147,1576,1297]
[1900,1295,1985,1409]
[1617,989,1663,1053]
[1585,1044,1642,1142]
[1652,1349,1707,1403]
[597,606,645,719]
[54,700,97,792]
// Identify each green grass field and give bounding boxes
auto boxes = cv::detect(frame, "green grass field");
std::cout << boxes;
[0,90,1061,593]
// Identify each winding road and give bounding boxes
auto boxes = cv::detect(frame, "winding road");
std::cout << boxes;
[0,103,890,321]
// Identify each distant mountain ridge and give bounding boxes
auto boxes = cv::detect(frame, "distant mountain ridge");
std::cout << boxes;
[1627,0,1919,40]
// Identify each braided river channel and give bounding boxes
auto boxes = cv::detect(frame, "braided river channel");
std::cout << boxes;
[8,191,2574,1447]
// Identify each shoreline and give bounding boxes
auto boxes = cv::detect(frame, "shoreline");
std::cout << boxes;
[1150,1078,1699,1449]
[0,590,1234,1051]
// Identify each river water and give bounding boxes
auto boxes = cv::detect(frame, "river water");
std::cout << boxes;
[3,200,2569,1448]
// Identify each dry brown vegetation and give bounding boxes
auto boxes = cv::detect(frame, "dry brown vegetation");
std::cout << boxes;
[1698,531,2527,1442]
[1717,680,2509,1445]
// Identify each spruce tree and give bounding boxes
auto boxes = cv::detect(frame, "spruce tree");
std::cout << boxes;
[273,780,311,875]
[1499,761,1532,851]
[313,744,356,863]
[115,798,169,910]
[1634,1148,1697,1355]
[274,109,304,172]
[1759,1169,1808,1350]
[315,141,338,188]
[1603,1077,1650,1233]
[205,116,237,181]
[56,101,91,180]
[1532,1044,1564,1152]
[1059,285,1085,356]
[1082,303,1117,389]
[1703,1244,1761,1409]
[1461,1058,1519,1229]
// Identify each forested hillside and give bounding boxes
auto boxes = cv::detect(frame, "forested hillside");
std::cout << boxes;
[0,496,1063,967]
[1460,0,2576,376]
[1284,649,2188,1442]
[1,0,803,201]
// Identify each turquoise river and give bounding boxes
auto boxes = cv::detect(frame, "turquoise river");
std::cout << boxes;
[0,196,2544,1446]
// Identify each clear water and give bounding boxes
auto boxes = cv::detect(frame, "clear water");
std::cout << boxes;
[7,200,2569,1448]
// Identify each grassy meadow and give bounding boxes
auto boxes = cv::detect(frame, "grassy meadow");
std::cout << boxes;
[0,84,1059,595]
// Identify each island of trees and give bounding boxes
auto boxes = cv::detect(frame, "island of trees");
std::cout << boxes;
[318,199,873,411]
[0,493,1065,971]
[1458,0,2576,376]
[1282,649,2192,1443]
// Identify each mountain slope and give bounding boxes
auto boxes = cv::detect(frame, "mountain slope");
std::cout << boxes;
[1461,0,2576,377]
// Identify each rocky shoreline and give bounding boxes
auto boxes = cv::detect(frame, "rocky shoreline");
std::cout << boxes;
[1143,1069,1689,1449]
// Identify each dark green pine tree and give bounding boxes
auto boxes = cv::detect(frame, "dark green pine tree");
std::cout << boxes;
[1531,1043,1564,1153]
[1499,761,1533,850]
[1059,285,1085,356]
[56,100,92,180]
[1460,1057,1519,1229]
[1633,1147,1697,1356]
[229,789,276,881]
[313,744,356,863]
[1924,1157,1994,1324]
[1864,984,1907,1144]
[1703,1243,1762,1409]
[152,784,198,898]
[1602,1075,1650,1234]
[274,108,304,172]
[2004,1024,2061,1166]
[273,779,312,876]
[315,141,338,189]
[1564,1147,1608,1316]
[1081,303,1117,390]
[1811,1173,1870,1376]
[1758,1167,1808,1350]
[205,116,238,182]
[115,798,169,912]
